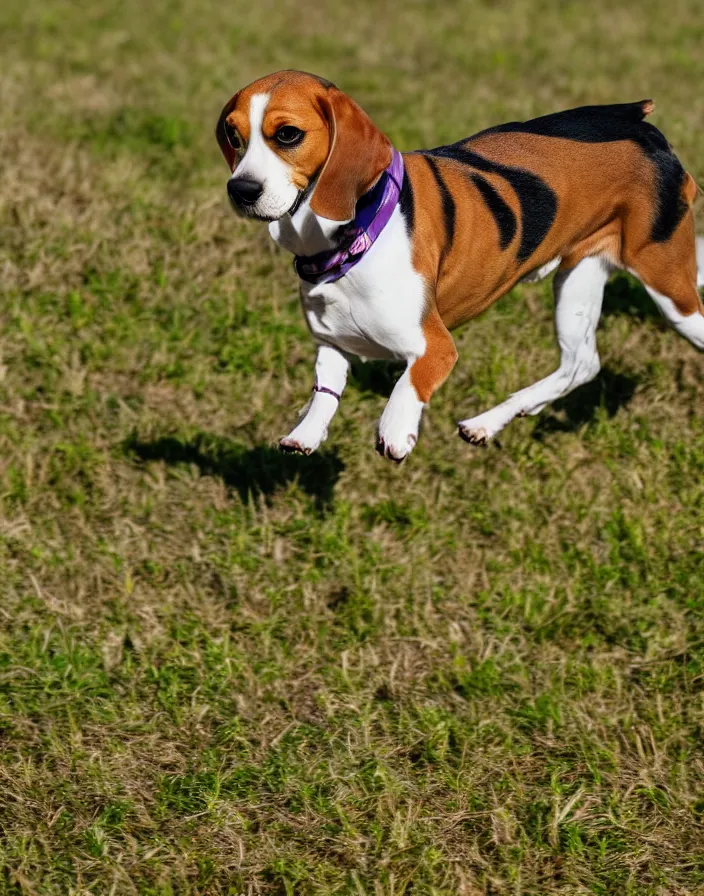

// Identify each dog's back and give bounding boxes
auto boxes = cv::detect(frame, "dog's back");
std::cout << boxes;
[404,101,701,330]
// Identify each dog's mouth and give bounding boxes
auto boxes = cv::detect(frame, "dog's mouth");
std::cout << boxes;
[228,197,267,222]
[228,184,308,223]
[230,191,304,223]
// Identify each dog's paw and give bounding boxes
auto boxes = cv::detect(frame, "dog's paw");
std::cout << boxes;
[376,408,421,463]
[279,422,326,456]
[376,377,424,463]
[376,432,416,463]
[458,424,489,446]
[279,436,313,455]
[458,412,503,446]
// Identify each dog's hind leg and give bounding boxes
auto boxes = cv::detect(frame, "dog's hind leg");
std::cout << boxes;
[626,216,704,351]
[459,255,611,445]
[643,285,704,350]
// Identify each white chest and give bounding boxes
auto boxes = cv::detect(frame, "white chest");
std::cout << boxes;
[289,208,428,360]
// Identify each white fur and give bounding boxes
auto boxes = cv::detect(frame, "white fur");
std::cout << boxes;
[643,284,704,350]
[377,367,425,460]
[520,256,562,283]
[231,93,300,222]
[270,194,346,256]
[459,256,611,443]
[299,206,426,360]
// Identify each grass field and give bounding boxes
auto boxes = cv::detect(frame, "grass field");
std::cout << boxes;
[1,0,703,893]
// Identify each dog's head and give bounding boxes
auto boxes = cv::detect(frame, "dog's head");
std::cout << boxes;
[216,70,392,223]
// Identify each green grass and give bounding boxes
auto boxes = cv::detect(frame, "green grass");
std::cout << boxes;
[1,0,704,892]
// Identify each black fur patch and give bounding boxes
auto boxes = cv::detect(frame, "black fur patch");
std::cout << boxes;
[399,167,415,236]
[477,102,688,243]
[425,145,557,263]
[477,101,658,143]
[424,156,456,254]
[469,173,517,251]
[651,159,689,243]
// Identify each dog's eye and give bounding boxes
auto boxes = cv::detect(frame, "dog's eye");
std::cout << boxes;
[274,126,304,147]
[223,121,242,152]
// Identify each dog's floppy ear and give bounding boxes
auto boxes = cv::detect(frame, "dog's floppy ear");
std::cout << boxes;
[311,87,392,221]
[215,93,240,171]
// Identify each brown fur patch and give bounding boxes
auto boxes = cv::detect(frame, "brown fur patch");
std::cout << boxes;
[409,312,458,403]
[404,136,700,330]
[215,93,241,171]
[309,88,392,220]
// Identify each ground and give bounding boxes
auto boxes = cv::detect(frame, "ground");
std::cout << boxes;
[0,0,703,893]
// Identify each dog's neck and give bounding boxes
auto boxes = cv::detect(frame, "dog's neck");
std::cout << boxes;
[268,195,350,258]
[268,150,403,286]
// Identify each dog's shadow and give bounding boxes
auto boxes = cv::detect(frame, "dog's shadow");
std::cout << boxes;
[531,367,638,439]
[124,432,344,510]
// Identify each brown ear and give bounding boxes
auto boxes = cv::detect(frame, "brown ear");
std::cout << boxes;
[215,93,240,171]
[311,88,392,221]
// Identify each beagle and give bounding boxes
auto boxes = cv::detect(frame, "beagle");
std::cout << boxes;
[216,70,704,462]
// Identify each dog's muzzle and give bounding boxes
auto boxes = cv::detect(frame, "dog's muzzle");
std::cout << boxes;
[226,177,305,223]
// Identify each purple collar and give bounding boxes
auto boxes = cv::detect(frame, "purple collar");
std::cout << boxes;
[294,149,404,285]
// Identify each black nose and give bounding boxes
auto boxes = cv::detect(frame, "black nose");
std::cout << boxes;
[227,177,263,205]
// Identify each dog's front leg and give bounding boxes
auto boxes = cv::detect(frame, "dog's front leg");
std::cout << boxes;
[377,312,458,462]
[280,344,349,455]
